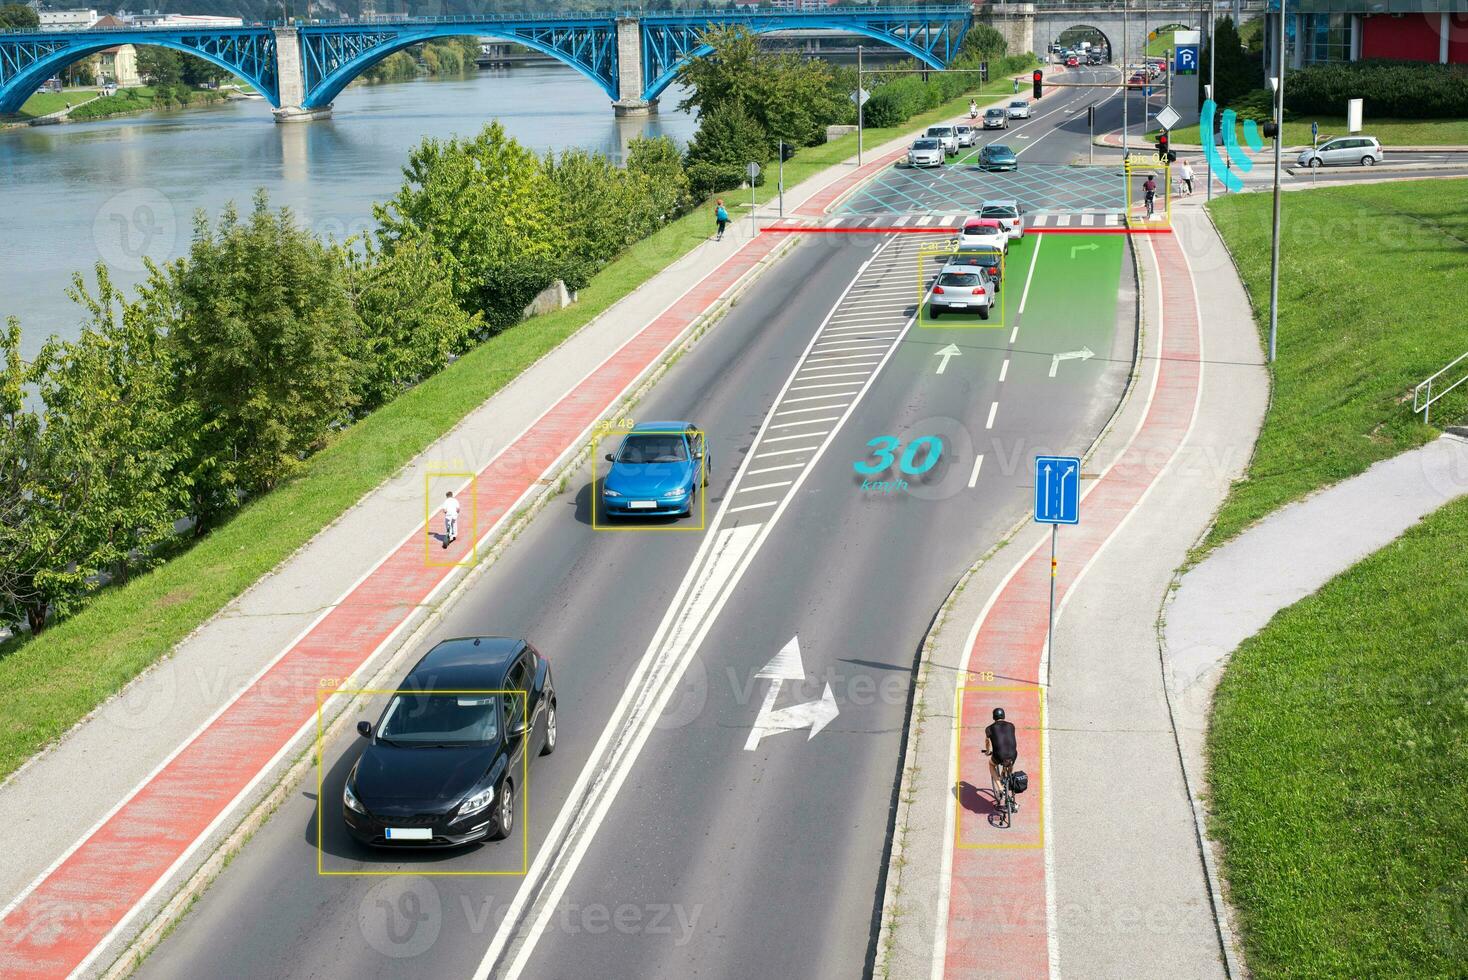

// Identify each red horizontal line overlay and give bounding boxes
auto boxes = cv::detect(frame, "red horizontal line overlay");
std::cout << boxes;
[0,236,781,979]
[944,230,1201,978]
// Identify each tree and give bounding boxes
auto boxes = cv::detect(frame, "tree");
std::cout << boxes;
[626,135,692,218]
[137,47,184,88]
[347,237,481,412]
[166,192,363,528]
[1200,17,1261,107]
[0,4,39,29]
[675,25,764,121]
[180,54,230,89]
[375,123,570,332]
[958,23,1008,63]
[684,101,770,170]
[0,318,48,635]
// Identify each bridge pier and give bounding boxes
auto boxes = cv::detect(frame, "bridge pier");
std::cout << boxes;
[272,26,331,124]
[612,16,657,117]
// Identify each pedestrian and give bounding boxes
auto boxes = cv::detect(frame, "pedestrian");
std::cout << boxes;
[714,199,729,241]
[441,490,460,548]
[1180,159,1195,196]
[1013,77,1019,95]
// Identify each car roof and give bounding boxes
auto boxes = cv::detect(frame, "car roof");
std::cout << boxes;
[409,636,527,687]
[630,421,694,433]
[964,218,1003,229]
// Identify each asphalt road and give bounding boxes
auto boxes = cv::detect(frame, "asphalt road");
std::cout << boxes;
[135,67,1137,980]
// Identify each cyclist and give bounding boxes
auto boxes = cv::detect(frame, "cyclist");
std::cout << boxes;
[1143,174,1157,217]
[983,707,1018,812]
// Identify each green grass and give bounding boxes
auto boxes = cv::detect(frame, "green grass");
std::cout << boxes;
[0,80,1029,779]
[1157,116,1468,148]
[11,89,99,119]
[1200,178,1468,549]
[1207,493,1468,976]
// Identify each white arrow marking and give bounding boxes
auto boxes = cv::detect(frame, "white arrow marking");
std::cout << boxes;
[1061,462,1076,515]
[934,343,962,375]
[744,637,839,750]
[1069,243,1099,259]
[1048,346,1096,378]
[1042,462,1052,507]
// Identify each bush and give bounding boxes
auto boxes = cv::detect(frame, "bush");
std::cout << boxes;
[685,161,748,201]
[1285,60,1468,119]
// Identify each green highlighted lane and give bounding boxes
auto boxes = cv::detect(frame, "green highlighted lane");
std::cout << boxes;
[1016,232,1124,359]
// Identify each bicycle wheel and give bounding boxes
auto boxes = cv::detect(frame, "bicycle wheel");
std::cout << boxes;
[990,767,1010,828]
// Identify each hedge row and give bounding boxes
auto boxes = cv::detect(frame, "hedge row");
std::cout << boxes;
[1285,60,1468,119]
[862,54,1035,129]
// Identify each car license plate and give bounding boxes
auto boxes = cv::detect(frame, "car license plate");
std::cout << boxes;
[950,302,968,308]
[629,500,657,509]
[385,827,432,840]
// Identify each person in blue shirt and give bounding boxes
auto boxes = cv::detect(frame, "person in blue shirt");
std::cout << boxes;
[714,199,729,241]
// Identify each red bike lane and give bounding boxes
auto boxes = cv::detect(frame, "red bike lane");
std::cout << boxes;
[944,231,1203,978]
[0,235,780,979]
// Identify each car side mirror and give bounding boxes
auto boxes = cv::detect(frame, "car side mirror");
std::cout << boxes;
[604,453,615,462]
[357,721,372,739]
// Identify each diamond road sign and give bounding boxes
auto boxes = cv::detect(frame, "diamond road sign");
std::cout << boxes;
[1034,455,1080,525]
[1155,105,1181,132]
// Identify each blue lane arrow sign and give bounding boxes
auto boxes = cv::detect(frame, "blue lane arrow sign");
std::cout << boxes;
[1034,455,1080,525]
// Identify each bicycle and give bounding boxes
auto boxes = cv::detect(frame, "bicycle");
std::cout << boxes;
[983,750,1017,828]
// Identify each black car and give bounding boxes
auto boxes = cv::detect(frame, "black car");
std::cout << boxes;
[343,636,556,848]
[942,246,1005,291]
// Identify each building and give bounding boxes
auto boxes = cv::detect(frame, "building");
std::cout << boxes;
[37,8,99,28]
[125,12,245,28]
[1268,0,1468,69]
[91,16,141,86]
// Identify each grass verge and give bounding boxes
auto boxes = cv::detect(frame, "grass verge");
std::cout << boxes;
[0,79,1025,781]
[1199,177,1468,550]
[1207,492,1468,976]
[1156,116,1468,148]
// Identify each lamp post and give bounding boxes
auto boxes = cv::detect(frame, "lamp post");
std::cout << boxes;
[1267,2,1286,363]
[1122,0,1129,155]
[1207,0,1215,202]
[856,44,864,168]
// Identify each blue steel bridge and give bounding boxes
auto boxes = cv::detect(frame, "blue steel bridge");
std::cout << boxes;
[0,6,971,122]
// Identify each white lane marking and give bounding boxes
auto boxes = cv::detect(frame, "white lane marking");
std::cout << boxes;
[809,344,890,356]
[968,453,985,488]
[999,358,1010,382]
[487,242,921,980]
[784,393,857,405]
[764,432,831,444]
[1010,326,1019,344]
[748,463,806,476]
[986,401,998,429]
[755,446,820,459]
[1018,231,1044,315]
[769,416,840,430]
[788,381,866,393]
[797,371,876,384]
[728,501,779,513]
[774,404,846,417]
[802,356,883,368]
[739,481,794,493]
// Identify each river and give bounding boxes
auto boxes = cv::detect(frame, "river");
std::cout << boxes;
[1,65,697,360]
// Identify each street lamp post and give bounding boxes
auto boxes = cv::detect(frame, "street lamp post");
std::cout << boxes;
[1207,0,1215,201]
[1122,0,1129,155]
[856,44,864,168]
[1267,1,1286,363]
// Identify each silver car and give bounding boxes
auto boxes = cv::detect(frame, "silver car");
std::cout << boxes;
[983,107,1009,130]
[908,138,945,168]
[926,125,959,155]
[955,124,978,147]
[1006,99,1031,119]
[980,199,1024,241]
[928,269,995,320]
[1298,135,1383,168]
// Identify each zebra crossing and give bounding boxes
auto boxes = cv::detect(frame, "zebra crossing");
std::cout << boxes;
[762,210,1125,232]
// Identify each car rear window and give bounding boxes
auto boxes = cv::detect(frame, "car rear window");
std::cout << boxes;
[939,273,982,287]
[981,205,1018,218]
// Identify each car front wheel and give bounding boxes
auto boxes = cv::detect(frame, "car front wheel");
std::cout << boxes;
[1308,157,1322,169]
[540,700,557,756]
[1361,155,1375,166]
[489,779,514,840]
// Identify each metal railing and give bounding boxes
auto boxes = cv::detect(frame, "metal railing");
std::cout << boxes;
[1413,349,1468,426]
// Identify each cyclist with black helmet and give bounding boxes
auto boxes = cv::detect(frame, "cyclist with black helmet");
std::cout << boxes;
[983,707,1019,812]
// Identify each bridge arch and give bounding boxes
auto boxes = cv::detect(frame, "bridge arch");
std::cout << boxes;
[1051,24,1116,59]
[0,35,278,115]
[639,19,951,103]
[302,28,616,109]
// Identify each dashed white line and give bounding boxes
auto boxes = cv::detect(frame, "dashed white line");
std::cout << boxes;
[1009,326,1019,344]
[769,416,840,430]
[748,463,806,476]
[784,393,856,405]
[763,431,831,444]
[788,381,866,393]
[738,481,794,494]
[999,358,1010,383]
[728,501,779,513]
[754,446,820,459]
[774,404,846,417]
[968,453,985,488]
[986,401,998,429]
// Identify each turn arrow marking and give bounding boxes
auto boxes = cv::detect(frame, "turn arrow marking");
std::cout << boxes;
[1048,346,1095,378]
[744,636,840,750]
[1070,243,1099,259]
[934,343,962,375]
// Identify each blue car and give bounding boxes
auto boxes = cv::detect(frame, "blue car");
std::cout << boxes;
[977,144,1018,171]
[600,422,710,519]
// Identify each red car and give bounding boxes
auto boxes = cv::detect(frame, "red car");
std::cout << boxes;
[1065,56,1080,67]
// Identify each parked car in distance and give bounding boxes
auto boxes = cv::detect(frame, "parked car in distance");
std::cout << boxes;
[1006,99,1031,119]
[1297,135,1383,168]
[600,421,709,519]
[955,124,978,147]
[977,143,1018,171]
[979,200,1024,240]
[926,125,959,154]
[928,270,995,320]
[343,636,556,848]
[957,217,1009,252]
[908,137,945,168]
[982,107,1009,130]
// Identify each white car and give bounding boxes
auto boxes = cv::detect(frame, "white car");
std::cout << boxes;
[907,138,945,168]
[979,200,1024,241]
[928,269,995,320]
[955,124,978,147]
[1297,135,1383,168]
[956,218,1009,252]
[926,125,959,155]
[1006,100,1031,119]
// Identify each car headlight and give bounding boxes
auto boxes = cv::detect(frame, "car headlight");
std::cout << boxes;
[459,785,495,816]
[663,486,689,498]
[602,487,622,497]
[344,779,365,814]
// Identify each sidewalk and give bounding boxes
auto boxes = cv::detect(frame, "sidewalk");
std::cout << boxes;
[877,206,1270,978]
[0,113,954,978]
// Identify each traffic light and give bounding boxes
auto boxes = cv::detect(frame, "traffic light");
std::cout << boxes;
[1032,69,1043,99]
[1156,131,1169,161]
[1262,120,1279,139]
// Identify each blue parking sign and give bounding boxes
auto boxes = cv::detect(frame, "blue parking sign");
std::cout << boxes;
[1175,45,1199,75]
[1034,456,1080,525]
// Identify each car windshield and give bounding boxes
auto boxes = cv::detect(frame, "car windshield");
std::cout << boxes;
[617,434,688,463]
[913,139,939,149]
[928,127,953,136]
[988,146,1014,156]
[1009,101,1026,108]
[939,273,982,286]
[982,205,1018,218]
[986,109,1004,117]
[377,693,500,746]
